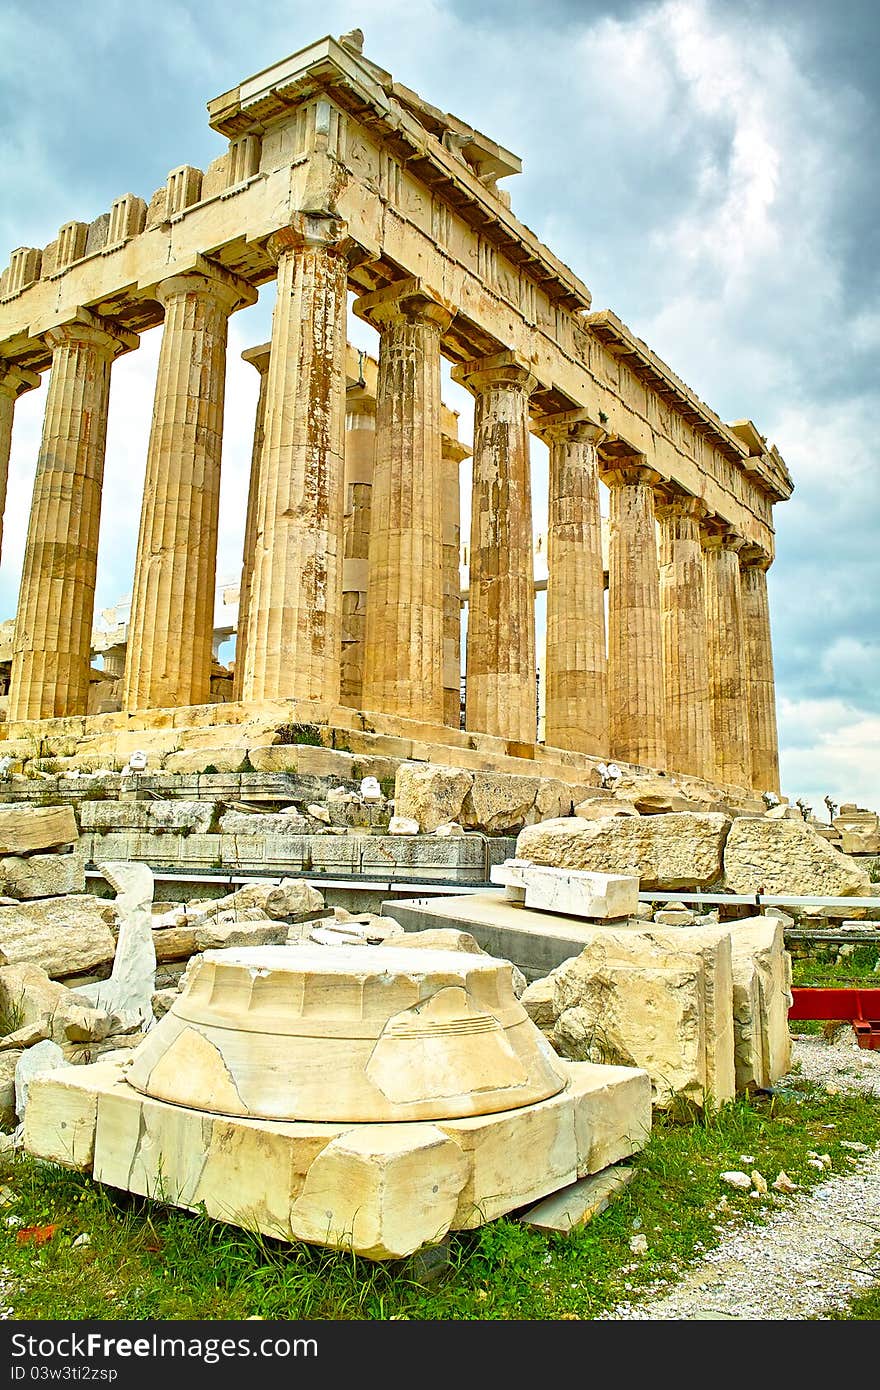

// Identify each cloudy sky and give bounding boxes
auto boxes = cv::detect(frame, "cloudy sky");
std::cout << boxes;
[0,0,877,813]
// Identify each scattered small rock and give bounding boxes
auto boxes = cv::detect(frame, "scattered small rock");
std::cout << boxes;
[720,1171,752,1191]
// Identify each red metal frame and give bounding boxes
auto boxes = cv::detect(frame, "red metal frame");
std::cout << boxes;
[789,988,880,1050]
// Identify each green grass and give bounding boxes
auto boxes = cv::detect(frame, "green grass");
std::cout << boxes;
[2,1079,879,1321]
[792,945,880,987]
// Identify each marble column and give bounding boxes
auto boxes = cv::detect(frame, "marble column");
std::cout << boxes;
[9,314,136,721]
[536,410,607,755]
[240,216,349,704]
[656,492,712,779]
[452,351,538,743]
[601,459,666,769]
[0,362,40,566]
[740,546,781,794]
[442,435,470,729]
[339,381,376,708]
[124,263,255,713]
[232,343,271,701]
[354,278,454,723]
[701,521,752,788]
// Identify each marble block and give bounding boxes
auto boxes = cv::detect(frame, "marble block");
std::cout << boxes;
[25,1055,652,1260]
[22,940,652,1259]
[490,859,639,919]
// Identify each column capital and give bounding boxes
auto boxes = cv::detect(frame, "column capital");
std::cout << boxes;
[41,308,139,360]
[600,459,662,489]
[532,407,606,447]
[241,342,271,376]
[156,258,257,315]
[739,542,773,571]
[267,213,362,266]
[451,349,538,397]
[441,435,471,464]
[345,382,377,420]
[700,518,747,553]
[352,276,456,335]
[654,489,707,523]
[0,360,41,399]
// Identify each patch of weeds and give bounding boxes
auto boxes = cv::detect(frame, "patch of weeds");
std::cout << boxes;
[275,724,322,747]
[792,945,880,987]
[0,990,25,1038]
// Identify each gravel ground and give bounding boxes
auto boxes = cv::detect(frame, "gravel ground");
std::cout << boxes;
[603,1030,880,1320]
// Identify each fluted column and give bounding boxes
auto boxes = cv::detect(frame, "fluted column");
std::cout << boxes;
[656,492,712,778]
[232,342,271,701]
[0,362,41,566]
[339,381,376,708]
[601,459,665,769]
[740,546,781,794]
[442,435,469,728]
[9,315,136,721]
[701,522,752,788]
[536,410,607,755]
[124,263,256,712]
[240,216,350,704]
[452,351,538,743]
[354,278,455,723]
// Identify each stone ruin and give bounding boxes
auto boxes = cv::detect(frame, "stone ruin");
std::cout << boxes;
[0,29,871,1262]
[4,783,876,1256]
[0,30,791,807]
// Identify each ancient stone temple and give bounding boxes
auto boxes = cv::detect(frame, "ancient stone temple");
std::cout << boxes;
[0,30,792,799]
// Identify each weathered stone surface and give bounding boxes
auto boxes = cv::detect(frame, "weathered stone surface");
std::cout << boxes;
[248,746,357,779]
[289,1123,469,1259]
[614,772,704,815]
[189,879,325,922]
[393,763,472,832]
[152,988,179,1020]
[519,1164,635,1233]
[23,1055,127,1168]
[0,962,70,1031]
[162,749,250,775]
[0,852,85,900]
[388,816,419,835]
[81,800,218,835]
[516,813,730,890]
[58,1004,114,1044]
[728,916,792,1090]
[126,943,566,1124]
[0,804,78,854]
[0,1020,50,1051]
[463,772,540,833]
[574,794,639,820]
[389,927,528,997]
[723,817,871,896]
[0,896,117,979]
[15,1038,67,1121]
[0,1049,24,1127]
[193,918,290,950]
[152,926,199,962]
[0,963,109,1046]
[305,916,400,947]
[219,809,310,835]
[521,924,736,1109]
